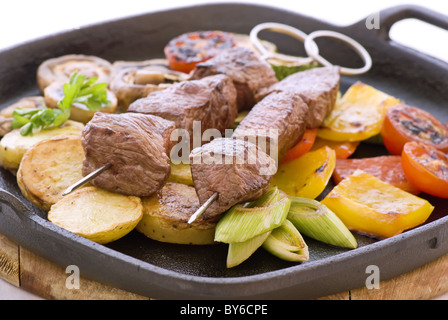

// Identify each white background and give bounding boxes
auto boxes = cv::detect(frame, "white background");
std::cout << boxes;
[0,0,447,300]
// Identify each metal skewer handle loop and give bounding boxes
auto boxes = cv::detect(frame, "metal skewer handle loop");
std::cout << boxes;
[304,30,373,76]
[250,22,319,66]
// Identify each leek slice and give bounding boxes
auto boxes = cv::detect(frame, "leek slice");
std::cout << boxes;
[262,219,309,262]
[215,187,291,244]
[226,231,271,268]
[288,196,358,249]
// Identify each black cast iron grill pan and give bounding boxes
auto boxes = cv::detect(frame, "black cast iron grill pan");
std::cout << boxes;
[0,3,447,300]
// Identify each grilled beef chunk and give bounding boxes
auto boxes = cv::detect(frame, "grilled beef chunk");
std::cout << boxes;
[256,66,340,129]
[190,138,277,219]
[233,91,308,163]
[82,112,176,197]
[128,74,238,149]
[190,47,279,111]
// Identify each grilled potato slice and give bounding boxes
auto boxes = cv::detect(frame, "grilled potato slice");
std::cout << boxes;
[0,120,84,174]
[48,186,143,245]
[167,162,194,186]
[136,182,218,245]
[17,135,85,211]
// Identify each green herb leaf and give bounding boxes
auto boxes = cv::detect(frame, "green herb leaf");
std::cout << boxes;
[13,72,109,136]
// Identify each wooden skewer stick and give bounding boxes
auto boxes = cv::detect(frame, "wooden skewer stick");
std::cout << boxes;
[62,163,112,196]
[188,192,218,224]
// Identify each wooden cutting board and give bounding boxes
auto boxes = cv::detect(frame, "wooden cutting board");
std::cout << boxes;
[1,232,447,300]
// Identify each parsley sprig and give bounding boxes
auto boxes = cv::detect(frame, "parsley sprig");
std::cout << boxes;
[12,72,110,136]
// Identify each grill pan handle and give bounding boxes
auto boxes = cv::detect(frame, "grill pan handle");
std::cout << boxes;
[0,187,33,224]
[378,5,448,40]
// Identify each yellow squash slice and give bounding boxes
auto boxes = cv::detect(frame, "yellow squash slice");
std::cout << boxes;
[272,146,336,199]
[321,170,434,239]
[17,135,85,211]
[137,182,217,245]
[0,120,84,173]
[317,82,400,142]
[48,186,143,245]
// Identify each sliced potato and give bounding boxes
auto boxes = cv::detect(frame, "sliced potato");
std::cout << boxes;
[17,135,85,211]
[136,182,217,245]
[0,120,84,173]
[48,186,143,244]
[167,162,193,186]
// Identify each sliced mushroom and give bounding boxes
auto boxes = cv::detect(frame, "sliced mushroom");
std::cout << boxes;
[0,96,46,136]
[37,54,113,92]
[109,59,189,110]
[44,81,118,124]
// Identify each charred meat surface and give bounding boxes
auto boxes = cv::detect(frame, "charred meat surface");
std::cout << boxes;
[256,66,340,129]
[190,138,277,219]
[189,46,279,111]
[82,112,176,197]
[128,74,238,148]
[233,91,309,162]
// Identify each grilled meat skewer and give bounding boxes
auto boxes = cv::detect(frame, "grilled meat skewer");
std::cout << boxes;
[189,46,279,111]
[81,112,176,197]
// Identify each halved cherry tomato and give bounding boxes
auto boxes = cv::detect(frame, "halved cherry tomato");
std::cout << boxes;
[282,129,317,163]
[311,138,360,160]
[333,155,420,195]
[401,141,448,199]
[164,31,235,74]
[381,104,448,155]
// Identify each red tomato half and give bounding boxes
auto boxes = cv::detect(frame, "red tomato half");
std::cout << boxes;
[381,104,448,155]
[282,129,317,163]
[401,141,448,199]
[164,31,235,74]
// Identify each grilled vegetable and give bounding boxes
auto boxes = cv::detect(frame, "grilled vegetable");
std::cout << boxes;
[311,137,360,160]
[282,128,317,163]
[381,104,448,155]
[288,197,358,249]
[272,146,336,199]
[136,183,217,245]
[401,141,448,199]
[321,170,434,239]
[317,82,400,142]
[226,232,271,268]
[215,187,291,244]
[37,54,112,92]
[17,135,85,211]
[333,155,420,195]
[48,186,143,245]
[164,31,236,73]
[0,120,84,173]
[167,162,194,186]
[109,59,188,110]
[262,219,309,262]
[221,187,289,267]
[269,58,319,81]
